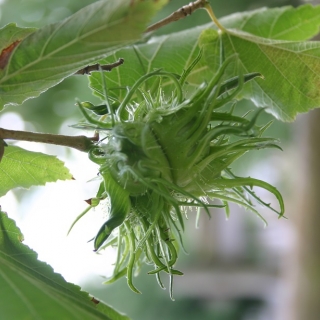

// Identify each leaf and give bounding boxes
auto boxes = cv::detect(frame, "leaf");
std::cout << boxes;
[89,4,320,122]
[88,5,320,96]
[200,28,320,121]
[0,23,36,69]
[0,146,72,197]
[0,23,36,52]
[220,4,320,41]
[0,208,129,320]
[0,0,168,109]
[88,25,210,100]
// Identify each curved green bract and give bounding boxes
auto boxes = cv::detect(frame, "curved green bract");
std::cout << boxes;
[71,54,284,298]
[94,170,131,251]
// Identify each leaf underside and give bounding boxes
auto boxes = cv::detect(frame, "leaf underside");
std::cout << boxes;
[89,4,320,122]
[0,209,129,320]
[219,5,320,41]
[200,28,320,121]
[0,146,72,197]
[0,0,168,109]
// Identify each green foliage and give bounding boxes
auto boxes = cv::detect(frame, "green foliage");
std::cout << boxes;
[200,29,320,121]
[1,0,320,318]
[0,146,72,197]
[0,208,129,320]
[0,23,35,52]
[90,4,320,122]
[220,5,320,41]
[0,0,168,108]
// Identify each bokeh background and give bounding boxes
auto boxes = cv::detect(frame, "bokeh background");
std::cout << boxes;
[0,0,318,319]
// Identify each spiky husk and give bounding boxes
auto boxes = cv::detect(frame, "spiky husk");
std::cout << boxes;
[72,54,284,298]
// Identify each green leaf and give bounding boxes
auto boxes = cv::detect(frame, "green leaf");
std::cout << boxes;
[0,209,129,320]
[0,23,36,52]
[94,171,131,251]
[0,23,36,70]
[0,0,168,108]
[89,4,320,122]
[220,4,320,41]
[88,26,210,100]
[89,5,320,100]
[0,146,72,197]
[200,28,320,121]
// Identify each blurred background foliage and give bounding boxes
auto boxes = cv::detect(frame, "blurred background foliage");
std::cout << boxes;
[0,0,312,320]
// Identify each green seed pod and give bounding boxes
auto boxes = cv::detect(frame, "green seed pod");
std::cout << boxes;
[75,52,285,296]
[105,122,173,195]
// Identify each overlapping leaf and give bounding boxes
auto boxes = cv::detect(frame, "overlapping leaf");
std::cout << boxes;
[220,4,320,41]
[200,28,320,121]
[0,146,72,197]
[0,0,168,108]
[0,209,129,320]
[89,4,320,122]
[88,24,210,100]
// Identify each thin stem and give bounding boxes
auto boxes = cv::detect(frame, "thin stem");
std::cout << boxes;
[74,58,124,75]
[99,65,115,126]
[0,139,6,162]
[146,0,209,33]
[67,205,93,235]
[203,2,226,32]
[0,127,96,152]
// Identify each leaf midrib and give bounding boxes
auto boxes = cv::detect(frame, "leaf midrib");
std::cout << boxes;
[1,14,127,83]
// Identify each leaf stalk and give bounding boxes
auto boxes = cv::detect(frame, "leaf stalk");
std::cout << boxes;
[203,2,226,32]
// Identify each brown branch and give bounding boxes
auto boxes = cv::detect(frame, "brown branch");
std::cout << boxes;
[74,58,124,75]
[0,128,97,153]
[146,0,209,33]
[0,139,7,162]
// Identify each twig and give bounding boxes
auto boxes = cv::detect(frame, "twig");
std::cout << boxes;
[0,128,97,152]
[75,58,124,75]
[0,139,7,162]
[146,0,209,33]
